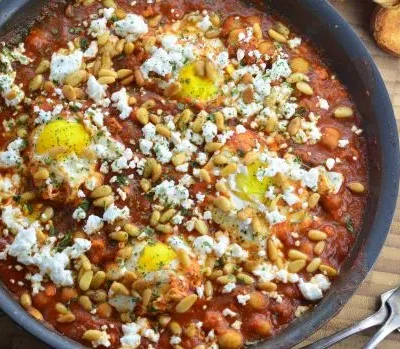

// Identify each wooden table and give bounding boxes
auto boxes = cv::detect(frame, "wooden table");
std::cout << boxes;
[1,0,399,348]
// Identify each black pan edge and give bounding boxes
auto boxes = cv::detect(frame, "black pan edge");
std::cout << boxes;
[0,1,398,349]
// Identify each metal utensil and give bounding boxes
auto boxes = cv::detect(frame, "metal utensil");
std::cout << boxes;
[362,286,400,349]
[301,287,398,349]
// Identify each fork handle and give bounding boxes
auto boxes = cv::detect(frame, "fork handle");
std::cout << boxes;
[301,307,388,349]
[362,313,400,349]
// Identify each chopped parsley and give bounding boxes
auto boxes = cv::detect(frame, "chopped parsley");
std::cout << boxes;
[345,217,355,234]
[55,232,73,251]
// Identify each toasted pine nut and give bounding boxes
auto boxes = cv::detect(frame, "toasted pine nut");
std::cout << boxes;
[267,238,278,261]
[268,28,287,42]
[175,294,198,313]
[35,60,50,74]
[29,74,44,91]
[194,219,208,235]
[109,231,128,242]
[79,270,94,291]
[296,81,314,95]
[199,169,211,183]
[308,230,327,241]
[319,264,338,276]
[82,329,102,341]
[20,293,32,308]
[213,196,231,212]
[90,185,112,198]
[57,312,76,323]
[347,182,365,194]
[288,259,307,273]
[306,258,322,273]
[334,106,353,118]
[314,241,326,256]
[288,249,308,260]
[220,163,238,177]
[288,117,301,136]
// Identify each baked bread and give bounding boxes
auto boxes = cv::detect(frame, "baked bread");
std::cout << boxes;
[372,0,400,8]
[371,4,400,57]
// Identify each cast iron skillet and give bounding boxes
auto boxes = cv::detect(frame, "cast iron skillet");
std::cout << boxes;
[0,0,398,348]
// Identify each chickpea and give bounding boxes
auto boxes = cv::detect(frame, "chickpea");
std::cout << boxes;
[248,291,268,310]
[217,329,243,349]
[320,126,341,150]
[60,287,78,303]
[252,316,273,336]
[97,302,112,318]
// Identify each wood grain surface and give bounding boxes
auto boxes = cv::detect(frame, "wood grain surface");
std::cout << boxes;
[0,0,399,348]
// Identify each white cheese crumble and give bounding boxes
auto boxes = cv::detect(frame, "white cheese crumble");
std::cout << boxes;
[114,14,148,42]
[111,87,132,119]
[49,49,83,84]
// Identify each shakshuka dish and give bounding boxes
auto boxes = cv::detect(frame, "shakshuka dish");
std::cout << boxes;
[0,0,368,348]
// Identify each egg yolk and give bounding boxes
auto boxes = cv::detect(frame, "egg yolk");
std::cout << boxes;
[178,63,218,101]
[137,242,177,273]
[235,160,273,202]
[36,120,90,155]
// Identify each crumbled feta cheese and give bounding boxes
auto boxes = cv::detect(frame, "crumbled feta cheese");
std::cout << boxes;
[49,50,83,84]
[114,14,148,42]
[237,294,250,305]
[222,282,236,293]
[84,215,104,234]
[87,75,109,106]
[111,88,132,119]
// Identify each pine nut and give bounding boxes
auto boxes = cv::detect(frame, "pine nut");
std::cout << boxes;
[136,107,149,125]
[268,28,287,42]
[213,196,232,212]
[90,185,112,198]
[160,209,176,223]
[62,84,77,101]
[158,314,171,327]
[164,82,182,97]
[333,106,353,118]
[79,270,94,291]
[205,280,213,297]
[199,169,211,183]
[97,76,115,85]
[205,142,223,152]
[288,249,308,260]
[308,229,327,241]
[288,117,301,136]
[217,275,236,285]
[347,182,365,194]
[170,321,182,335]
[194,219,208,235]
[124,42,135,55]
[82,329,102,341]
[28,307,43,320]
[33,168,50,181]
[93,195,114,207]
[29,74,43,91]
[288,259,307,273]
[220,163,238,177]
[66,70,87,87]
[124,223,140,237]
[156,124,171,138]
[306,258,322,273]
[20,293,32,308]
[177,249,191,268]
[150,210,161,226]
[110,281,130,296]
[175,294,198,313]
[117,69,133,79]
[308,193,320,208]
[56,302,70,315]
[296,81,314,95]
[258,282,277,292]
[155,223,172,234]
[314,241,326,256]
[80,254,92,270]
[213,154,228,166]
[57,312,75,323]
[140,178,151,192]
[90,271,106,289]
[267,238,278,261]
[98,68,118,78]
[237,273,254,285]
[319,264,338,276]
[192,114,205,133]
[35,60,50,74]
[109,231,128,242]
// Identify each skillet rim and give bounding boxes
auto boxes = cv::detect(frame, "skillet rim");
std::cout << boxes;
[0,0,398,348]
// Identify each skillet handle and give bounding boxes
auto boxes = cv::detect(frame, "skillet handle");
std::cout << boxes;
[300,306,388,349]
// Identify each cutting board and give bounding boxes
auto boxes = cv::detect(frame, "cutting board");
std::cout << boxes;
[0,0,399,348]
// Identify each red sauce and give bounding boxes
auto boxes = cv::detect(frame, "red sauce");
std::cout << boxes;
[0,0,367,348]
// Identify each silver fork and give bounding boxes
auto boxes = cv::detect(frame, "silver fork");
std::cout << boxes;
[301,287,398,349]
[362,286,400,349]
